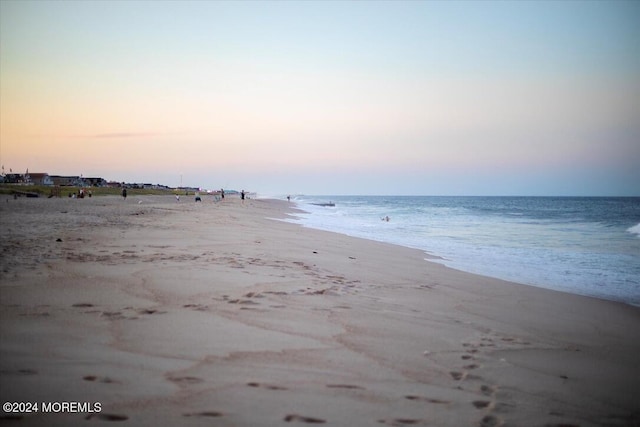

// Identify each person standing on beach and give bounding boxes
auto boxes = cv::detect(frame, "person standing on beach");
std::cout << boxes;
[122,187,127,199]
[241,190,245,201]
[221,188,225,200]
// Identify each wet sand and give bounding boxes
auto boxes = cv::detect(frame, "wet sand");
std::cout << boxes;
[1,194,639,426]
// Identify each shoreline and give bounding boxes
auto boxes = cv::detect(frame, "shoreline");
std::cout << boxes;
[287,196,640,308]
[291,215,640,310]
[1,195,639,426]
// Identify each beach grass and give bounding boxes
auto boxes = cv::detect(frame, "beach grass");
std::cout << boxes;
[0,184,191,198]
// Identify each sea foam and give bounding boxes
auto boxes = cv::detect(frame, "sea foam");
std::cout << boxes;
[628,223,640,237]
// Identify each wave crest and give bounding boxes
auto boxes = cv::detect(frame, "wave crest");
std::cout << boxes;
[628,223,640,237]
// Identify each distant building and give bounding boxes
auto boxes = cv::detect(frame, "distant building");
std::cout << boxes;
[26,173,54,186]
[4,173,26,184]
[49,175,82,186]
[84,177,107,187]
[1,172,175,190]
[142,183,171,190]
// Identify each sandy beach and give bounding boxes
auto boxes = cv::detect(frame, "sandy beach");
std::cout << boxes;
[1,195,639,427]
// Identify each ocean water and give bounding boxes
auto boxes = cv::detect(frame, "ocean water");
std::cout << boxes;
[286,196,640,306]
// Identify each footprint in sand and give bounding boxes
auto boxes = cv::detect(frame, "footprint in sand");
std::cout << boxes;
[83,375,118,384]
[284,414,326,423]
[183,411,223,417]
[85,413,128,421]
[227,298,261,305]
[168,376,204,385]
[306,288,336,295]
[405,395,450,404]
[450,371,467,381]
[100,311,125,319]
[378,418,426,426]
[183,303,208,311]
[244,292,265,298]
[480,337,495,347]
[137,308,165,315]
[479,414,503,427]
[480,384,497,396]
[247,382,288,390]
[326,384,365,390]
[473,400,492,409]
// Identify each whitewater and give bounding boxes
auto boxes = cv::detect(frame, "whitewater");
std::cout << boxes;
[285,196,640,306]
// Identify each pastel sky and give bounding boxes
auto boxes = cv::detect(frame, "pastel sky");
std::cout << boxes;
[1,0,639,195]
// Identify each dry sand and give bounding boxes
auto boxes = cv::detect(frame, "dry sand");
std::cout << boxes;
[1,194,639,427]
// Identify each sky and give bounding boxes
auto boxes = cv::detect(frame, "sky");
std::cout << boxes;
[1,0,639,196]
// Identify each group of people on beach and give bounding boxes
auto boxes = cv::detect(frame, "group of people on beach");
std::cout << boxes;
[70,188,91,198]
[120,187,247,202]
[217,189,246,200]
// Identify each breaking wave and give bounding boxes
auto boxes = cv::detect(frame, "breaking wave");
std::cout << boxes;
[628,223,640,238]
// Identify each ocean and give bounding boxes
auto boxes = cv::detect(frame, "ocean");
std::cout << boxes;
[285,196,640,306]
